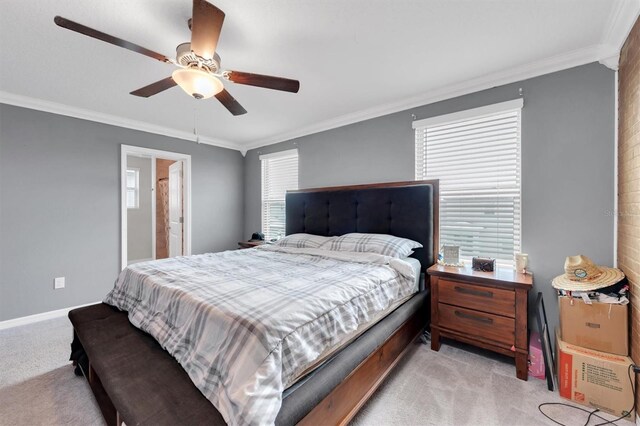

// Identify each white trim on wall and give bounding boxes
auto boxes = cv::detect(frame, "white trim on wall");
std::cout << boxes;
[242,43,620,152]
[601,0,640,53]
[613,70,619,267]
[0,91,242,152]
[128,258,154,266]
[0,301,102,331]
[412,98,524,128]
[121,145,192,270]
[258,148,299,160]
[3,17,638,159]
[151,159,157,261]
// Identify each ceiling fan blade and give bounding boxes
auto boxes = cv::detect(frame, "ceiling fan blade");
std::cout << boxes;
[190,0,225,60]
[227,71,300,93]
[54,16,173,64]
[215,89,247,116]
[130,77,177,97]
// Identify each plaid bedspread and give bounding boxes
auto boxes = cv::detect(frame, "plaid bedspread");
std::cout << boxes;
[103,245,417,425]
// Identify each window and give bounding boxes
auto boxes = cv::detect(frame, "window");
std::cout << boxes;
[414,99,523,267]
[261,149,299,241]
[126,168,140,209]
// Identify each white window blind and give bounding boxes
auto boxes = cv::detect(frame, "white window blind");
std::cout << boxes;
[126,168,139,209]
[261,149,299,241]
[414,99,522,267]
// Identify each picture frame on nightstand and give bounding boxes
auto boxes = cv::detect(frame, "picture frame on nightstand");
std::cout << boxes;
[441,245,460,265]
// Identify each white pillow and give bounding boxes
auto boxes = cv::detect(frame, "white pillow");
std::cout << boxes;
[274,233,336,249]
[325,233,422,258]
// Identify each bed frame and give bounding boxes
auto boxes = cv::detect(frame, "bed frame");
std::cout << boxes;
[297,305,427,425]
[70,180,439,425]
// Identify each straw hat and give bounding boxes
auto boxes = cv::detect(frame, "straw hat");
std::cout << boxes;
[551,255,625,291]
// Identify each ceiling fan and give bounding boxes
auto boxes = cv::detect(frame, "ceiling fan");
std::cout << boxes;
[54,0,300,116]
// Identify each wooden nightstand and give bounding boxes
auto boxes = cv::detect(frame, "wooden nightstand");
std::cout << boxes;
[427,264,533,380]
[237,240,265,249]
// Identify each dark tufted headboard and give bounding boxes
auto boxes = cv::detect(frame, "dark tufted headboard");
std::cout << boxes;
[285,180,439,270]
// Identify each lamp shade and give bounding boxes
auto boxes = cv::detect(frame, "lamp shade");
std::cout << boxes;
[171,68,223,100]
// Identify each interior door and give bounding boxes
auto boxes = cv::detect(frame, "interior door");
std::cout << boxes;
[168,161,183,257]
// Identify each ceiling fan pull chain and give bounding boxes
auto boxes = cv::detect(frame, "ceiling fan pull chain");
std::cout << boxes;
[193,106,200,144]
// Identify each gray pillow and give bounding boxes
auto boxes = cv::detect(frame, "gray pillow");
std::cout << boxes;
[325,233,422,258]
[274,233,336,249]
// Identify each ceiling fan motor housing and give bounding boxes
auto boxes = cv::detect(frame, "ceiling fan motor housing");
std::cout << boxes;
[176,42,221,73]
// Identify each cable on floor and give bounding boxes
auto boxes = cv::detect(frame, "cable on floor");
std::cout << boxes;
[538,364,636,426]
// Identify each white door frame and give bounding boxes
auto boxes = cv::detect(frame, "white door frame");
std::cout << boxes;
[168,160,184,258]
[121,144,192,270]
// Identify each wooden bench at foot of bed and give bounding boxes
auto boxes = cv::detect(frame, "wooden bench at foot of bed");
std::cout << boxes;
[69,300,428,426]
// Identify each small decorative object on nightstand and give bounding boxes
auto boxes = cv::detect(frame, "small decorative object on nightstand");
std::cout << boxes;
[237,240,265,249]
[441,245,460,265]
[515,253,529,274]
[428,263,533,380]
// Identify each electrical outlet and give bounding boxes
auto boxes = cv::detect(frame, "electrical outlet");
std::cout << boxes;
[54,277,65,289]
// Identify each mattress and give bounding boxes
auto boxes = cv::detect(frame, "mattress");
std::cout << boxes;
[289,257,423,384]
[103,246,419,425]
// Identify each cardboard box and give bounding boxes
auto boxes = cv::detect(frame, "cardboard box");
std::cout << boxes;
[559,296,628,356]
[557,333,635,421]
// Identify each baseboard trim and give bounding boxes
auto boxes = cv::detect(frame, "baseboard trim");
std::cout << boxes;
[0,301,102,331]
[127,258,154,266]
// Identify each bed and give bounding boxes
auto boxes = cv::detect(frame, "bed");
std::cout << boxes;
[68,180,439,425]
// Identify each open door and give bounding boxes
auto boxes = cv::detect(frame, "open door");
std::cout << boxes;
[168,161,183,257]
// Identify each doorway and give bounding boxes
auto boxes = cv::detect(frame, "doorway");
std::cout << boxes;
[121,145,191,270]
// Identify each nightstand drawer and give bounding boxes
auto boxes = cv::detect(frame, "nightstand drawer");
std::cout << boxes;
[438,303,515,346]
[438,279,515,318]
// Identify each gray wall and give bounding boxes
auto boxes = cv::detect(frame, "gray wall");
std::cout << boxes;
[0,104,244,321]
[0,62,616,329]
[126,156,152,262]
[244,62,616,334]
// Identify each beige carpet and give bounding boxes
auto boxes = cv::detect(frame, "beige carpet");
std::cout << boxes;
[0,317,610,426]
[0,318,103,425]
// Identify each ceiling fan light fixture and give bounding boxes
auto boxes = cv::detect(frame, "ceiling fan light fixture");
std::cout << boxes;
[172,68,223,100]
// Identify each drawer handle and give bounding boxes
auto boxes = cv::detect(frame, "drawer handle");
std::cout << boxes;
[454,310,494,324]
[454,286,493,298]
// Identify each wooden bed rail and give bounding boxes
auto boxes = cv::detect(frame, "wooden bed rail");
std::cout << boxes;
[298,309,427,425]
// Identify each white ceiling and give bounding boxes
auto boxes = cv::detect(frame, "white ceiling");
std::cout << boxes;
[1,0,638,153]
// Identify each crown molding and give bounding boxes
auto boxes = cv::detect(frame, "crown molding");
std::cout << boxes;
[0,91,243,153]
[599,53,620,71]
[242,44,608,152]
[5,3,638,157]
[602,0,640,52]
